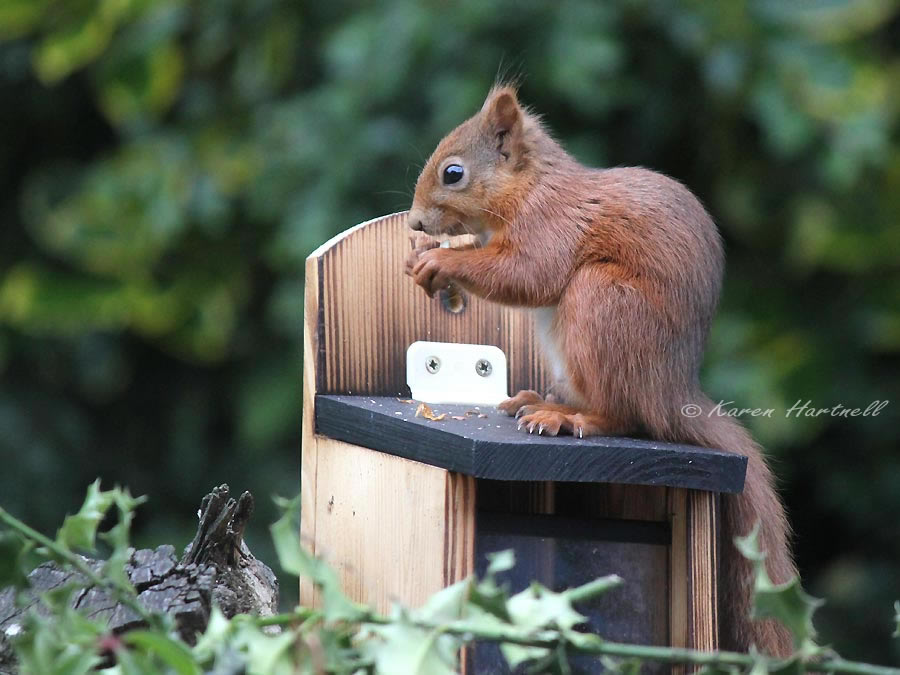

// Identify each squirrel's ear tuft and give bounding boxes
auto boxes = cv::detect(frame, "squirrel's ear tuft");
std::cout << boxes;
[482,87,521,134]
[481,87,523,162]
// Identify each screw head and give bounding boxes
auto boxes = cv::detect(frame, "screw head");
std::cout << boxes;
[475,358,492,377]
[426,356,441,374]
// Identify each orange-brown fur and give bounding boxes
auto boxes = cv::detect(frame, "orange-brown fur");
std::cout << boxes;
[406,86,795,655]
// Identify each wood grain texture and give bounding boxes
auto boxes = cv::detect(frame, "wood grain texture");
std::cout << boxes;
[444,473,476,588]
[300,254,321,607]
[306,437,474,613]
[311,212,551,397]
[688,490,719,651]
[669,488,689,660]
[316,395,747,492]
[669,488,719,659]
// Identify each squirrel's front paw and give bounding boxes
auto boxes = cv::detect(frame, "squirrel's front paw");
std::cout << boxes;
[411,248,453,297]
[405,234,440,277]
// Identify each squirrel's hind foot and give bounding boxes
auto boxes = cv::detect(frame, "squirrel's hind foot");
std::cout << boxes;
[498,390,544,416]
[498,389,562,417]
[512,403,607,438]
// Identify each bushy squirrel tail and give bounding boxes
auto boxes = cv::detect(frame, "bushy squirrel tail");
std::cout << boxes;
[681,400,796,655]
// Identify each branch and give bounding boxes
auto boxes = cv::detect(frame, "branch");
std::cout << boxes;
[248,605,900,675]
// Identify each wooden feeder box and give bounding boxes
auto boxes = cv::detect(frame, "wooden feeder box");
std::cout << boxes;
[301,214,746,666]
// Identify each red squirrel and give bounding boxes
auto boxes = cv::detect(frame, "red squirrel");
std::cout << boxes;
[405,85,796,655]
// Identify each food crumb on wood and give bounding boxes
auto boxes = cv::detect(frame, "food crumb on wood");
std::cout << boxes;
[415,402,447,421]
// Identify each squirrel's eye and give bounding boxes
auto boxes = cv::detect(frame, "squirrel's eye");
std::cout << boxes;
[442,164,465,186]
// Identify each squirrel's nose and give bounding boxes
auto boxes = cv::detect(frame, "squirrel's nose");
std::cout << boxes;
[407,209,425,231]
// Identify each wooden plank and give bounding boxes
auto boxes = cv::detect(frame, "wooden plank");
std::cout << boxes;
[444,473,476,587]
[309,212,551,398]
[669,488,719,661]
[316,395,747,493]
[299,255,321,607]
[669,488,689,671]
[309,437,473,612]
[688,490,719,651]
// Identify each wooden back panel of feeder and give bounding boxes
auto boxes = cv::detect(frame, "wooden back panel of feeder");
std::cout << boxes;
[306,211,551,398]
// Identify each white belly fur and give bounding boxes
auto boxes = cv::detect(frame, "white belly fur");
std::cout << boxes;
[533,306,567,385]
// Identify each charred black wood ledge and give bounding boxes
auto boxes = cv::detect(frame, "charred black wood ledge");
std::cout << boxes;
[314,395,747,494]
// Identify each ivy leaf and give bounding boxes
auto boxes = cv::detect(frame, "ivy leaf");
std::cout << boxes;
[55,479,115,552]
[270,494,364,622]
[735,525,823,648]
[0,529,32,589]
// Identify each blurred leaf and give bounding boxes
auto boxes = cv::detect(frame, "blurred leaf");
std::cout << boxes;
[13,586,105,675]
[736,525,824,648]
[0,0,50,39]
[0,529,31,589]
[270,495,364,622]
[55,479,115,553]
[362,617,459,675]
[124,630,202,675]
[469,550,514,622]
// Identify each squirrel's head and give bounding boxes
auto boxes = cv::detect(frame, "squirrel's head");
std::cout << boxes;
[408,86,532,237]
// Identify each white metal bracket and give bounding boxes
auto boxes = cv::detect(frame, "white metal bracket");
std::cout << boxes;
[406,341,509,406]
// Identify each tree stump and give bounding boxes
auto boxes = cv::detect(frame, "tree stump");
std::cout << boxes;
[0,485,278,674]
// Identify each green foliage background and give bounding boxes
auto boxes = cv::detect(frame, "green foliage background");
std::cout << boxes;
[0,0,897,662]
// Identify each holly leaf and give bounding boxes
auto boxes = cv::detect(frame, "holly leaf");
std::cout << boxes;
[0,530,32,589]
[601,656,643,675]
[469,550,514,622]
[270,494,364,622]
[124,630,202,675]
[191,605,231,663]
[500,582,587,670]
[227,618,296,675]
[101,487,146,592]
[507,582,587,633]
[697,665,741,675]
[735,524,823,648]
[55,479,115,552]
[361,618,459,675]
[486,549,515,576]
[413,578,471,624]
